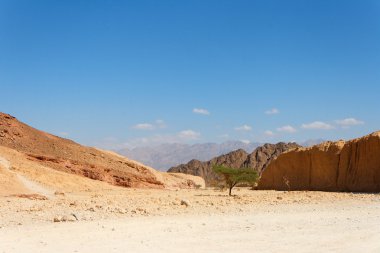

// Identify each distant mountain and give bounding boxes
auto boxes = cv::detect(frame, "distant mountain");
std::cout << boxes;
[168,142,301,185]
[117,141,261,171]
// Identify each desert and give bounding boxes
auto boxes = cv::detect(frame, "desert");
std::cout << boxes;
[2,1,380,252]
[1,113,380,252]
[1,188,380,253]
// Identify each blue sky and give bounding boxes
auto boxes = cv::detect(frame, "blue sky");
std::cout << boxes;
[1,0,379,149]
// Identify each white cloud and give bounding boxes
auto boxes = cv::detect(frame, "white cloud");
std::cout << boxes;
[132,123,155,130]
[264,130,275,136]
[336,118,364,128]
[240,140,251,144]
[132,120,167,130]
[178,130,201,140]
[193,108,210,115]
[98,129,202,150]
[219,134,230,139]
[235,125,252,131]
[277,125,297,133]
[301,121,334,130]
[265,108,280,115]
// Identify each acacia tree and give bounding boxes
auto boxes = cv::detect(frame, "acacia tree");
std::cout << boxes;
[213,165,259,196]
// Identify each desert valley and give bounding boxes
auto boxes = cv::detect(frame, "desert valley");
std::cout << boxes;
[0,112,379,253]
[2,1,380,252]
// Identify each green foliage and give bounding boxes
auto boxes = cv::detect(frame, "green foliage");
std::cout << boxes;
[213,165,259,196]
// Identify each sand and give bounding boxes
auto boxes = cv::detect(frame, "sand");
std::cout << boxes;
[1,147,380,252]
[1,188,380,253]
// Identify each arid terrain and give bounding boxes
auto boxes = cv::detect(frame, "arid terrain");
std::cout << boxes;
[2,0,380,252]
[1,112,380,252]
[1,187,380,253]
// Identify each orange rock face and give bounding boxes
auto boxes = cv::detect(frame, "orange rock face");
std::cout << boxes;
[0,112,204,189]
[259,132,380,192]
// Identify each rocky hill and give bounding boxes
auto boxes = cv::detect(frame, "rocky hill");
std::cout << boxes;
[0,112,204,192]
[258,132,380,192]
[168,142,300,186]
[118,141,260,171]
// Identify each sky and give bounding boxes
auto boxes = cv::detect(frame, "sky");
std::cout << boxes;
[1,0,379,149]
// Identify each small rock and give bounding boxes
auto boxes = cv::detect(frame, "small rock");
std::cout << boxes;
[29,206,42,212]
[115,207,126,214]
[277,197,283,200]
[136,207,147,213]
[53,214,78,222]
[53,216,62,222]
[54,191,65,196]
[181,200,190,207]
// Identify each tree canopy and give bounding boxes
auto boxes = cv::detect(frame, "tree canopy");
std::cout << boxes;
[213,165,259,196]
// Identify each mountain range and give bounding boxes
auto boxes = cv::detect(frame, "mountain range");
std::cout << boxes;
[168,142,300,186]
[116,139,325,171]
[117,141,261,171]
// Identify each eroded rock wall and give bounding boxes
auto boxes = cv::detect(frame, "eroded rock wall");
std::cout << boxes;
[259,132,380,192]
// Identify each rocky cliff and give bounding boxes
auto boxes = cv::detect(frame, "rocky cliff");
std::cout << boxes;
[0,112,204,190]
[259,132,380,192]
[168,143,300,186]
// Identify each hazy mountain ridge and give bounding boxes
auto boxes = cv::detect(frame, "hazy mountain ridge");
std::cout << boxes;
[117,141,261,171]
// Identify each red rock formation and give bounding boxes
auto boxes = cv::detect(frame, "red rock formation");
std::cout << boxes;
[0,112,204,189]
[259,132,380,192]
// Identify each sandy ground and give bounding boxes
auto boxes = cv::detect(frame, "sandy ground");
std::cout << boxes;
[1,188,380,253]
[1,150,380,252]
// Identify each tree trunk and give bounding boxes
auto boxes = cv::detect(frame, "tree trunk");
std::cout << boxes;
[229,186,232,196]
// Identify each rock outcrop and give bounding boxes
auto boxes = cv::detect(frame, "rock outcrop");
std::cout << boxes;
[259,132,380,192]
[168,143,300,186]
[0,112,204,190]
